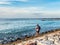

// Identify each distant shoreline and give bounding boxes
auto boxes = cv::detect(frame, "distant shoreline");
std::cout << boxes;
[0,18,60,21]
[0,18,60,20]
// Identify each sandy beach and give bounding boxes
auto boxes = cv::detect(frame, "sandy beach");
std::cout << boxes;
[1,29,60,45]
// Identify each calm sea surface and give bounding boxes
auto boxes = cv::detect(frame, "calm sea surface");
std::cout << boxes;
[0,18,60,43]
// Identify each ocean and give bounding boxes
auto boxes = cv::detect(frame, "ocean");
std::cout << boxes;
[0,18,60,44]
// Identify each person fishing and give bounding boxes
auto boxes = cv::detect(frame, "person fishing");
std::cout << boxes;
[35,24,41,36]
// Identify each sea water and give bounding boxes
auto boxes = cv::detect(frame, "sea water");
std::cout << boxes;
[0,18,60,43]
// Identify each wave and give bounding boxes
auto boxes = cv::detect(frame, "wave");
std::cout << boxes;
[0,19,60,44]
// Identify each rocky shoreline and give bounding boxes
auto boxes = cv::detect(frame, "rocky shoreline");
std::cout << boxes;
[0,29,60,45]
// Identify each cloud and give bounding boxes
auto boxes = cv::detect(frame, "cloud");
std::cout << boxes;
[0,6,60,18]
[0,7,43,18]
[0,1,11,4]
[0,0,29,5]
[0,0,60,18]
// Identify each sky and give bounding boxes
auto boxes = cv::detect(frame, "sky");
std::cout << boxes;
[0,0,60,18]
